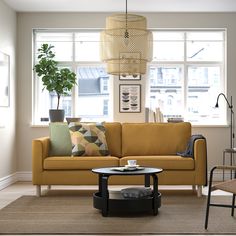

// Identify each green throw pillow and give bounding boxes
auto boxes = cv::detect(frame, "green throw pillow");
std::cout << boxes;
[68,122,109,156]
[49,122,72,156]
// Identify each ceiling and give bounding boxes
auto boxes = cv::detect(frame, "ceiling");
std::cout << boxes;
[3,0,236,12]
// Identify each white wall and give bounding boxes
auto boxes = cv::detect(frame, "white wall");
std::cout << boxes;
[0,1,16,179]
[16,12,236,175]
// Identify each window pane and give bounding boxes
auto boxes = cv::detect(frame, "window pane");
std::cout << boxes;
[149,66,184,120]
[187,32,224,41]
[35,32,73,61]
[153,32,184,41]
[187,41,223,61]
[150,30,226,125]
[75,32,100,61]
[36,32,73,42]
[77,66,110,121]
[186,66,224,124]
[153,32,184,61]
[36,42,73,62]
[153,42,184,61]
[50,93,72,117]
[35,81,72,123]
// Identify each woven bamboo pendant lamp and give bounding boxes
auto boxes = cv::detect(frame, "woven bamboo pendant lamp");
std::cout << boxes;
[100,0,153,77]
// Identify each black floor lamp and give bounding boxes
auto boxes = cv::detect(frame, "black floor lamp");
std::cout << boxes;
[215,93,235,179]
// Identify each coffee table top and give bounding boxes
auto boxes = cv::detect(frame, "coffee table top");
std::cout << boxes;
[92,167,163,176]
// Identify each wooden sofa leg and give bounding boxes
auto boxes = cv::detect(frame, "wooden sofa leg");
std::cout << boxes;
[197,185,202,197]
[36,185,41,197]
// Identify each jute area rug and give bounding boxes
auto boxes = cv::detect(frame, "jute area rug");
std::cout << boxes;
[0,191,235,235]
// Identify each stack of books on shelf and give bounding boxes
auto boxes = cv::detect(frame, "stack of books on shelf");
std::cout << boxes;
[167,117,184,123]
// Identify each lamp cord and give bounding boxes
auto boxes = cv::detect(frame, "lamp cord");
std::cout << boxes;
[125,0,128,30]
[124,0,129,39]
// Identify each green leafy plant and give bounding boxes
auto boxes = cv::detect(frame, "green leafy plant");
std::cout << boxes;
[34,44,77,109]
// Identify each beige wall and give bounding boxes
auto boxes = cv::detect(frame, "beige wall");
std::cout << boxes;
[16,12,236,175]
[0,1,16,179]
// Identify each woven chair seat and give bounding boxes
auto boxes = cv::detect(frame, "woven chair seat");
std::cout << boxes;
[205,166,236,229]
[212,179,236,194]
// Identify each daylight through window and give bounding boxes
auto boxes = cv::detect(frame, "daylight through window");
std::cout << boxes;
[149,30,226,125]
[33,29,226,125]
[33,30,110,124]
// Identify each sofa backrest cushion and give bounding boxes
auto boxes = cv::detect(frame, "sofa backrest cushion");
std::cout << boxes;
[104,122,122,157]
[122,122,191,156]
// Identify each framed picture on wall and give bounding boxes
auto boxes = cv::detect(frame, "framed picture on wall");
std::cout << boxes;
[119,84,141,113]
[0,51,10,107]
[119,74,141,81]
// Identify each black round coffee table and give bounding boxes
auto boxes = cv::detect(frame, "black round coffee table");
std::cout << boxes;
[92,167,163,216]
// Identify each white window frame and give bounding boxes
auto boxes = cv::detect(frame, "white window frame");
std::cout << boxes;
[149,29,227,126]
[32,29,111,125]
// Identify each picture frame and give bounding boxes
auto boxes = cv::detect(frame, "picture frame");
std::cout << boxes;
[119,74,141,81]
[0,51,10,107]
[119,84,141,113]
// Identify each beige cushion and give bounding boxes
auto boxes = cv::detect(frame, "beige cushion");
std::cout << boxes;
[44,156,119,170]
[120,156,194,170]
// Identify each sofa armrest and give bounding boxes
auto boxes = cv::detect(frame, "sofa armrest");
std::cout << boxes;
[32,137,50,184]
[194,138,207,185]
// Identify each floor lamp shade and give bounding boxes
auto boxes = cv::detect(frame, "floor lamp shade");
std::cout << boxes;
[100,14,153,76]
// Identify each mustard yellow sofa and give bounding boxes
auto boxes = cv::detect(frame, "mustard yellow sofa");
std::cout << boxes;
[32,122,207,197]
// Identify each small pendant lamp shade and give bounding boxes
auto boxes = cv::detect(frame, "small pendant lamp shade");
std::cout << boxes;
[100,14,153,76]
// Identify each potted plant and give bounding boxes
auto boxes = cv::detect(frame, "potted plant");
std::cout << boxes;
[34,44,77,122]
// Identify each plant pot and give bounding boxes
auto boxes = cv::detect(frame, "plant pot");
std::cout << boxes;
[49,109,65,122]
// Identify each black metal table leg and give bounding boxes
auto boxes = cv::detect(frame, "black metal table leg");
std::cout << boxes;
[152,173,158,215]
[98,174,102,193]
[145,174,150,187]
[223,151,226,181]
[230,153,233,179]
[101,175,109,217]
[204,166,216,229]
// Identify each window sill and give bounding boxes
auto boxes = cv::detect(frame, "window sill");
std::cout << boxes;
[192,124,228,128]
[30,123,49,128]
[30,123,229,128]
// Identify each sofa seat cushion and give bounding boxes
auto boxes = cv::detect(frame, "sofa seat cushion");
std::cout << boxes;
[44,156,119,170]
[120,156,194,170]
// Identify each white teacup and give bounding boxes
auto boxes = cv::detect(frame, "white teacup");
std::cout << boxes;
[127,160,137,166]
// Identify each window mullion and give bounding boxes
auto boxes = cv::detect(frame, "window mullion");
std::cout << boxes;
[183,32,188,120]
[72,32,77,117]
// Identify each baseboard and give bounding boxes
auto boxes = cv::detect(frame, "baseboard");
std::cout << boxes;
[0,171,32,190]
[16,171,32,181]
[0,173,18,191]
[0,170,233,191]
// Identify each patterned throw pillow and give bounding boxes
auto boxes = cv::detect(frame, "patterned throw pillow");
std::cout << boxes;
[68,122,109,156]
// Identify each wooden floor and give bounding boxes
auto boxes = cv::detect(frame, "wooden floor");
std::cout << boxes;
[0,182,231,236]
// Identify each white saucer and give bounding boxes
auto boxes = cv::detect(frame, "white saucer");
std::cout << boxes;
[125,164,139,169]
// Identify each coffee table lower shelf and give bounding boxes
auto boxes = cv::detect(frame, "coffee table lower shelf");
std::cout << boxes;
[93,191,161,216]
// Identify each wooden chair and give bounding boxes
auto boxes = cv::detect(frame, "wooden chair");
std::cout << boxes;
[205,165,236,229]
